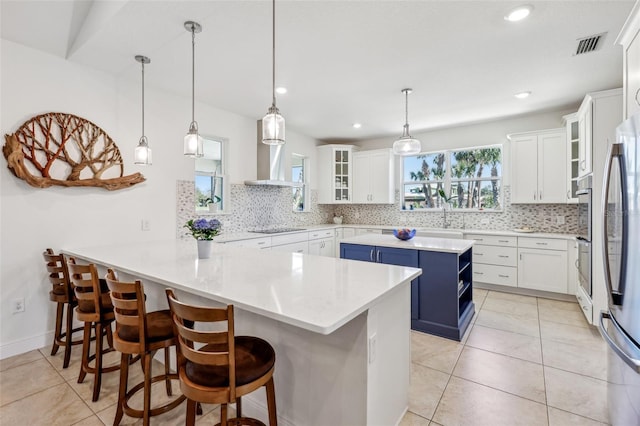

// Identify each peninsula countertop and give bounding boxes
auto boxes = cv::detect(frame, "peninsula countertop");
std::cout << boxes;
[63,240,421,335]
[340,234,475,254]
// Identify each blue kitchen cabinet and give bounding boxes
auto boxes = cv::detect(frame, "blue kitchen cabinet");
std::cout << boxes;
[341,243,474,341]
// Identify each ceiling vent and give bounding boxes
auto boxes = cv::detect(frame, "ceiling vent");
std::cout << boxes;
[574,33,606,55]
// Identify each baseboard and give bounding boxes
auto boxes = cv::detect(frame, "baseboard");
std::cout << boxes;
[241,393,296,426]
[474,283,576,302]
[0,331,53,360]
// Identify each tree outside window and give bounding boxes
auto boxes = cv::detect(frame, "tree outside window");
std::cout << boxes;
[402,146,502,210]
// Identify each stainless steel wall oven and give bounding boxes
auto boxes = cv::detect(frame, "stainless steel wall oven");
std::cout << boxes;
[576,174,592,297]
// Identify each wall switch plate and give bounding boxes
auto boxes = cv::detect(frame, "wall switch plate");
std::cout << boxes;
[12,297,24,314]
[141,219,150,231]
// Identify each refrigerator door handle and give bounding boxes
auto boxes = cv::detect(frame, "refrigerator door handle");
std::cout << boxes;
[599,311,640,373]
[602,143,625,305]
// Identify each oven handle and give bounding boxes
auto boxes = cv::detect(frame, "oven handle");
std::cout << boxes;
[599,311,640,373]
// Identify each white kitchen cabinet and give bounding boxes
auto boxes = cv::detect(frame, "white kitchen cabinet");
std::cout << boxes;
[317,144,355,204]
[308,229,335,257]
[578,101,593,177]
[616,1,640,119]
[465,233,517,287]
[352,149,394,204]
[517,237,568,293]
[271,232,309,254]
[564,113,580,203]
[509,128,567,204]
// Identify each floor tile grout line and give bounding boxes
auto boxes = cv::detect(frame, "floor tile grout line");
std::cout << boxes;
[536,296,551,426]
[448,374,548,407]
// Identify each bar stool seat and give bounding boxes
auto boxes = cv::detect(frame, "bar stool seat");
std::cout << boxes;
[106,270,185,426]
[43,248,84,369]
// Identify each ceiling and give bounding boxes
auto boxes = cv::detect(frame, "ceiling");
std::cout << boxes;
[1,1,635,142]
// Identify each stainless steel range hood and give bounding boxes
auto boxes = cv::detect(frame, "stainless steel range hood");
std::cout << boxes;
[245,121,300,187]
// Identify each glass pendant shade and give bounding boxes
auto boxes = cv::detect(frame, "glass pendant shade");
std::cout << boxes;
[184,121,203,157]
[392,88,422,156]
[262,106,285,145]
[134,136,152,165]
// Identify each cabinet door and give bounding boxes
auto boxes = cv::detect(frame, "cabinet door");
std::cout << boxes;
[375,246,419,267]
[566,116,580,202]
[369,150,394,203]
[319,238,335,257]
[518,248,568,293]
[538,131,567,203]
[352,153,369,203]
[510,135,538,203]
[340,243,374,262]
[579,103,593,177]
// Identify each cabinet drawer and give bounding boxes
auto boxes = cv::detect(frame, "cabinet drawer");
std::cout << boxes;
[355,228,382,235]
[473,245,517,267]
[472,263,517,287]
[465,234,517,247]
[309,229,335,240]
[272,232,308,246]
[271,241,308,254]
[225,237,271,249]
[518,237,567,251]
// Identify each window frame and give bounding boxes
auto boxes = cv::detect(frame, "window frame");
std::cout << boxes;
[195,135,230,215]
[292,153,309,212]
[400,144,503,212]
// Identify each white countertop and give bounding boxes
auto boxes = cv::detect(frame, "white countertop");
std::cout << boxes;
[340,234,474,254]
[63,240,421,335]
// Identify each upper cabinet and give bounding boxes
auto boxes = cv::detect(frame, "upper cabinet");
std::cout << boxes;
[317,145,355,204]
[509,128,567,204]
[616,1,640,119]
[577,100,594,177]
[352,149,395,204]
[564,113,580,203]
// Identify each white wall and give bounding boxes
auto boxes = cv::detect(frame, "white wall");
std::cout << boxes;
[0,40,319,358]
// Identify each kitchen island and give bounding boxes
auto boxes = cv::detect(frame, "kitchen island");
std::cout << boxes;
[340,234,475,341]
[63,239,421,426]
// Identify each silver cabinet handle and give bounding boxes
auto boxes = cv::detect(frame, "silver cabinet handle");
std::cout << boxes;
[296,249,304,253]
[635,88,640,107]
[580,160,586,170]
[539,191,542,200]
[533,191,537,200]
[376,250,381,263]
[498,255,509,258]
[475,253,484,256]
[370,248,374,262]
[475,238,484,242]
[567,190,571,199]
[473,271,484,275]
[258,242,266,245]
[498,240,509,243]
[575,259,579,269]
[498,274,510,278]
[536,242,548,246]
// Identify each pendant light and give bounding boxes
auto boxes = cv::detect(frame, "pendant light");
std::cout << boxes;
[183,21,203,157]
[134,55,152,165]
[392,88,422,156]
[261,0,285,145]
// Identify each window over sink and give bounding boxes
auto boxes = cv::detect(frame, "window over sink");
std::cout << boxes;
[401,145,503,211]
[195,136,229,214]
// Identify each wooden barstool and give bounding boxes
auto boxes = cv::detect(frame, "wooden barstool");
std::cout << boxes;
[68,257,119,402]
[166,289,277,426]
[42,248,84,368]
[105,269,185,426]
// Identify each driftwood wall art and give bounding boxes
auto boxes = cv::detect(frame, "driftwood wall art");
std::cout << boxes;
[3,112,145,191]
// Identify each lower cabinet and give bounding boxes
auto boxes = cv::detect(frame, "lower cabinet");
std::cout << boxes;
[340,243,474,341]
[308,237,334,257]
[517,238,568,293]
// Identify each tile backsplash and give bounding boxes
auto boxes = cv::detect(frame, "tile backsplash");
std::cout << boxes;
[176,182,578,237]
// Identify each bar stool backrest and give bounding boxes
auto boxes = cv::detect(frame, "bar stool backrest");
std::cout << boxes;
[68,257,103,322]
[104,269,148,353]
[43,248,73,301]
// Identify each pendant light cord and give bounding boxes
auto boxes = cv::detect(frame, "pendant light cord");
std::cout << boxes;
[405,90,409,128]
[191,24,196,123]
[271,0,276,108]
[141,60,145,137]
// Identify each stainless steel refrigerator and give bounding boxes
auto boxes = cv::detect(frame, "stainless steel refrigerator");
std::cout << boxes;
[600,112,640,426]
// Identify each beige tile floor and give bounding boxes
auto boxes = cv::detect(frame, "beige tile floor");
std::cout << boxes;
[0,290,608,425]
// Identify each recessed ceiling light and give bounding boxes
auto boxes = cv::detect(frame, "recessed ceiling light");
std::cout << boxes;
[276,87,287,94]
[352,123,362,129]
[504,5,533,22]
[514,91,531,99]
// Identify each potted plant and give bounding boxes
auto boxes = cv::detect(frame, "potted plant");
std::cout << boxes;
[184,218,221,259]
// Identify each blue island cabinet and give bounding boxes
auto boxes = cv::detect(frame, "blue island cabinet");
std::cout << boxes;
[341,243,474,341]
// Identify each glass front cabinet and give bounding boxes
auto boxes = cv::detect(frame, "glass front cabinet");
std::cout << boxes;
[564,112,580,203]
[317,144,355,204]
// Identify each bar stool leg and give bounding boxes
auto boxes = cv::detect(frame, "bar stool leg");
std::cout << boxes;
[142,353,152,426]
[62,302,74,368]
[92,322,104,402]
[164,347,172,396]
[78,322,92,384]
[266,377,277,426]
[186,399,197,426]
[114,353,129,426]
[220,404,228,426]
[236,397,242,417]
[51,302,64,356]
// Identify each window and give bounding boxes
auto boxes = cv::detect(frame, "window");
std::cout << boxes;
[402,145,502,210]
[195,136,228,214]
[292,154,308,212]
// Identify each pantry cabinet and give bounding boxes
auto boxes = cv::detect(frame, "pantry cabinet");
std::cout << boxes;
[317,145,355,204]
[352,149,395,204]
[616,1,640,119]
[509,128,567,204]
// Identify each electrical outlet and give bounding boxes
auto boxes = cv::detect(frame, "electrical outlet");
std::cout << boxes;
[141,219,150,231]
[12,298,25,314]
[368,333,377,364]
